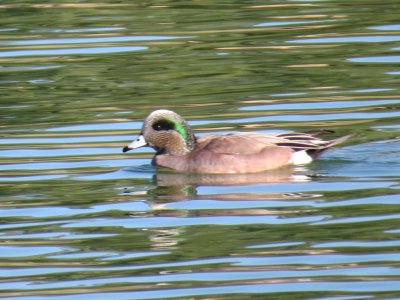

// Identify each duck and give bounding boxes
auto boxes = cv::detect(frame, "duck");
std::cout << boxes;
[122,109,349,174]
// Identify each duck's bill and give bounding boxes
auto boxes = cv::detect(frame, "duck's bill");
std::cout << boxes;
[122,135,147,153]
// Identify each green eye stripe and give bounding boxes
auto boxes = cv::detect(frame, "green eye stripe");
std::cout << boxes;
[155,117,188,141]
[172,119,187,140]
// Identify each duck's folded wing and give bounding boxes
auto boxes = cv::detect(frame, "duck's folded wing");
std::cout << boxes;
[196,133,282,155]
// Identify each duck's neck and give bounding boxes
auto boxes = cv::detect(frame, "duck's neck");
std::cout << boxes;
[155,125,196,156]
[184,126,196,152]
[172,117,196,155]
[173,127,196,156]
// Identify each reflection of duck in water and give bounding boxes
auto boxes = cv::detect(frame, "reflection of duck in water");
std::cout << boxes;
[123,110,349,174]
[154,166,308,187]
[150,166,312,200]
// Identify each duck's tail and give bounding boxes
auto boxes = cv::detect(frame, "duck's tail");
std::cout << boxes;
[307,133,351,158]
[324,134,352,148]
[276,130,351,162]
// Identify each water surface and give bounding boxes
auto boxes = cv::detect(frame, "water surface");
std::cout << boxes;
[1,1,400,299]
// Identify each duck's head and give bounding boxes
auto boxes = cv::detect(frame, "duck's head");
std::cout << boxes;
[122,109,196,156]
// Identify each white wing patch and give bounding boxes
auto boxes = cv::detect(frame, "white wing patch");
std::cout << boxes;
[290,150,313,165]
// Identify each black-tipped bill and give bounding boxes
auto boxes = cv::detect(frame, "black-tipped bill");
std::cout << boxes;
[122,135,147,153]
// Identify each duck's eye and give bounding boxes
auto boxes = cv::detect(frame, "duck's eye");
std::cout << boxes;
[152,119,175,131]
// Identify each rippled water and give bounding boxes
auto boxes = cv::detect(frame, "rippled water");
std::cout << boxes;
[1,1,400,299]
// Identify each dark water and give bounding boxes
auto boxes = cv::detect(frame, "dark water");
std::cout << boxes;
[1,1,400,299]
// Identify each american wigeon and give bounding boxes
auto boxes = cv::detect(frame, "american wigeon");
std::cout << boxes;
[122,109,349,174]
